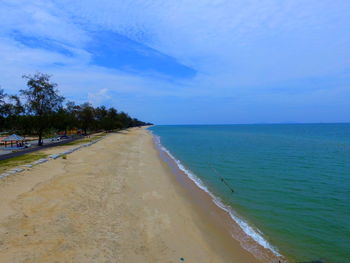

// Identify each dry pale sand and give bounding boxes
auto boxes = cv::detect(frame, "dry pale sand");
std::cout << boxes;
[0,128,261,263]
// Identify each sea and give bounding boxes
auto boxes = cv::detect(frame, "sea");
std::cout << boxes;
[148,124,350,263]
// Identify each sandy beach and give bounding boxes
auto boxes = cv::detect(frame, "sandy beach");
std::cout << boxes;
[0,128,262,263]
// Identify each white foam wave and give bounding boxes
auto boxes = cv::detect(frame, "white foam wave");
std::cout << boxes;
[151,132,282,258]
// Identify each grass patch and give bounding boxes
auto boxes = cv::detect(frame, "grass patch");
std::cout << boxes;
[95,134,106,138]
[0,152,48,174]
[0,133,106,174]
[59,134,105,147]
[60,138,93,146]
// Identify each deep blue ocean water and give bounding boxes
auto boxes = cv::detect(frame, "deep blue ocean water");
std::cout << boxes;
[149,124,350,263]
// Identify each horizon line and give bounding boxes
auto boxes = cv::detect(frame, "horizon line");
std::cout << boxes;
[151,122,350,126]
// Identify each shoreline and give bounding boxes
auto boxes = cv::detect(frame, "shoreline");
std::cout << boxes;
[0,128,278,262]
[150,129,287,263]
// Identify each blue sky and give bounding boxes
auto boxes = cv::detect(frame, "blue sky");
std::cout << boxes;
[0,0,350,124]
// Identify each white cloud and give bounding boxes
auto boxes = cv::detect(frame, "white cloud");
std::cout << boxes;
[88,88,111,106]
[0,0,89,46]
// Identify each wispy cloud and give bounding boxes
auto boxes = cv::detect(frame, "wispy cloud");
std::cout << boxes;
[88,88,111,106]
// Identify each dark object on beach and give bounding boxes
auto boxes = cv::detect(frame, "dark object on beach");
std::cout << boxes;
[180,257,185,261]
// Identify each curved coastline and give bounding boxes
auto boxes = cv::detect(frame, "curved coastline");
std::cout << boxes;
[149,130,287,263]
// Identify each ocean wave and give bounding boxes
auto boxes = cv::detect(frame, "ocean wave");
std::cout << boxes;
[150,131,283,260]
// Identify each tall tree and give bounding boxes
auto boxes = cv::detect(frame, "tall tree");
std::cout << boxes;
[0,88,6,130]
[108,107,122,130]
[20,73,64,145]
[65,101,79,134]
[77,102,95,135]
[95,106,108,130]
[0,88,5,107]
[4,95,24,132]
[118,111,132,128]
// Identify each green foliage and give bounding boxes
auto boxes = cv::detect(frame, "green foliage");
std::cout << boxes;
[20,73,65,145]
[0,73,152,141]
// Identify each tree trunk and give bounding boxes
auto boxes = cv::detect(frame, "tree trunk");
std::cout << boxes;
[38,129,43,146]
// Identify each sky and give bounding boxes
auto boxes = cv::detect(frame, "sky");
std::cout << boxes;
[0,0,350,124]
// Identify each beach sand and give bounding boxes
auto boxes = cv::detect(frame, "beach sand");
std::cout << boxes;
[0,128,263,263]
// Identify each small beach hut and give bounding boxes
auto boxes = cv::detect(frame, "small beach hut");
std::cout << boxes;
[2,134,25,148]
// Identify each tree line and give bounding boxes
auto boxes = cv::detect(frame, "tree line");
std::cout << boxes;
[0,73,152,145]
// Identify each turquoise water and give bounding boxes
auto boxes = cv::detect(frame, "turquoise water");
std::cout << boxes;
[149,124,350,263]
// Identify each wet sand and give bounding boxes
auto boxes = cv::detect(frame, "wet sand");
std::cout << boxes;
[0,128,264,262]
